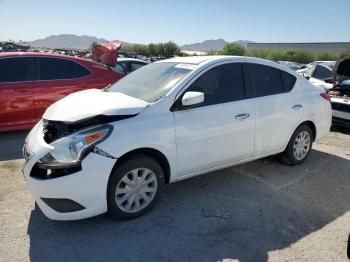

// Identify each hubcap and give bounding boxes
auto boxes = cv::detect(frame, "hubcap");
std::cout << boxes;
[293,130,311,160]
[115,168,157,213]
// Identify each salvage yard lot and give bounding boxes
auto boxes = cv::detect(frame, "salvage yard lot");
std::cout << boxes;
[0,129,349,262]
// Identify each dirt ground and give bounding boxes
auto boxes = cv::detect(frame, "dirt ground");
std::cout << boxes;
[0,128,349,262]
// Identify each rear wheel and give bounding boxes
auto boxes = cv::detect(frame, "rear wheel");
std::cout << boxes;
[107,154,164,219]
[280,124,313,165]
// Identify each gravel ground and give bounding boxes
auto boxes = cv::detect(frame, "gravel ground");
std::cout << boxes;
[0,128,349,262]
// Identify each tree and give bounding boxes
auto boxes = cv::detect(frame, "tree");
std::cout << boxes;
[148,43,156,56]
[221,43,245,56]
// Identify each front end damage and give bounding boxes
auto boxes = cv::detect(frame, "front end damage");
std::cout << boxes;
[22,116,130,220]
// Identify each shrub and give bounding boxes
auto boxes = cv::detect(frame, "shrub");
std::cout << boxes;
[221,43,245,56]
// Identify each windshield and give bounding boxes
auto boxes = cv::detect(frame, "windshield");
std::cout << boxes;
[108,62,195,102]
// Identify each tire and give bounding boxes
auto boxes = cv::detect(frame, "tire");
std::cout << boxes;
[280,124,313,166]
[107,153,164,219]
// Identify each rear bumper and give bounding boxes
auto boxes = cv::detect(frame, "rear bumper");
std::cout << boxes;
[23,121,116,221]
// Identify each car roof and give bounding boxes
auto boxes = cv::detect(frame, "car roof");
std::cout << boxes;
[157,56,297,74]
[117,58,148,63]
[159,56,224,64]
[0,52,94,64]
[159,55,289,65]
[319,61,336,69]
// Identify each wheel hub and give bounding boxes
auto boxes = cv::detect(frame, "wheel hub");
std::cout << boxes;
[115,168,157,213]
[293,130,311,160]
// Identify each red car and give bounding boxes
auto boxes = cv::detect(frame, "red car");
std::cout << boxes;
[0,51,123,132]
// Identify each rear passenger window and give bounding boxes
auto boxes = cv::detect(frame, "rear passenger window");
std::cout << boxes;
[312,65,331,80]
[38,58,90,80]
[280,71,296,92]
[0,57,31,83]
[249,64,283,97]
[186,63,246,106]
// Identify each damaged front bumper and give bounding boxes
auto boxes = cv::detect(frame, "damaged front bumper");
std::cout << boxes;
[23,121,116,220]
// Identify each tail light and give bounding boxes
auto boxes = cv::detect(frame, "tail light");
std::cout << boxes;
[320,93,332,102]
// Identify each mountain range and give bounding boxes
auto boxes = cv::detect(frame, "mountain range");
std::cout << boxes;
[28,34,109,49]
[180,39,254,51]
[27,34,253,51]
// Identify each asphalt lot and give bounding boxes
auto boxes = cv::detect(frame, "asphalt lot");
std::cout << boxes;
[0,128,349,262]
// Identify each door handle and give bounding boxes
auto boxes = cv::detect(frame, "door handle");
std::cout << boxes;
[235,113,250,120]
[292,104,303,110]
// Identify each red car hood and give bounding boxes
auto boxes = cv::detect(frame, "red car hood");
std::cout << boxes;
[91,41,122,67]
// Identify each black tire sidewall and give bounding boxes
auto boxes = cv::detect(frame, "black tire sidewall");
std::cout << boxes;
[283,125,313,165]
[107,153,164,219]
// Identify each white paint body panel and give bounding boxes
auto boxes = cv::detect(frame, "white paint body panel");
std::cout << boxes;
[23,56,332,220]
[43,89,149,122]
[309,77,333,90]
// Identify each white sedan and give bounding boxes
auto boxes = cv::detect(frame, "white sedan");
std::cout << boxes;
[23,56,332,220]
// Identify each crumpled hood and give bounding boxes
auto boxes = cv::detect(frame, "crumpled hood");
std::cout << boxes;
[91,41,122,67]
[43,89,149,122]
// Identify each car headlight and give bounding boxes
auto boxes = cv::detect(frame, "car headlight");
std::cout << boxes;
[38,125,113,168]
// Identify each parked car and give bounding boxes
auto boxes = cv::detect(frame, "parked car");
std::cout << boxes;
[112,58,148,75]
[277,61,303,71]
[327,56,350,127]
[296,60,335,76]
[23,56,332,220]
[299,61,336,89]
[0,52,124,132]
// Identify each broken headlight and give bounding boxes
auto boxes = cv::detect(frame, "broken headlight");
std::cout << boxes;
[38,125,113,168]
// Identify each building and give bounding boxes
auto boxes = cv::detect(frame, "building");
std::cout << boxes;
[246,42,350,54]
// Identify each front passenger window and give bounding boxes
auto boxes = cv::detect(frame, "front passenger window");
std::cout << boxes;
[186,63,246,107]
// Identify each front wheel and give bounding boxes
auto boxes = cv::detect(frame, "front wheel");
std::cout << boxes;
[107,154,164,219]
[280,124,313,165]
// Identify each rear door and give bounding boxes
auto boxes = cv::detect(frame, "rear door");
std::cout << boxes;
[0,57,34,131]
[247,63,303,155]
[174,62,255,176]
[33,57,91,119]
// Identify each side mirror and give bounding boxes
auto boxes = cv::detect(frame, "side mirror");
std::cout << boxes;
[181,91,204,107]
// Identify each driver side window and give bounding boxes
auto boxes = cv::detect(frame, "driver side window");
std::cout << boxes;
[186,63,246,107]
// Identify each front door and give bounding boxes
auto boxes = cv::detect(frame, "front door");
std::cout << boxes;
[174,62,255,176]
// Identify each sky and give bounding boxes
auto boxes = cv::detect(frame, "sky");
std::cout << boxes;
[0,0,349,45]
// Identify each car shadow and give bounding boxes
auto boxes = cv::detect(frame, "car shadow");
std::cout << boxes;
[26,149,350,262]
[0,130,29,161]
[331,125,350,135]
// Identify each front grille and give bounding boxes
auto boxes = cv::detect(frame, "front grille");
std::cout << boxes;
[331,102,350,113]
